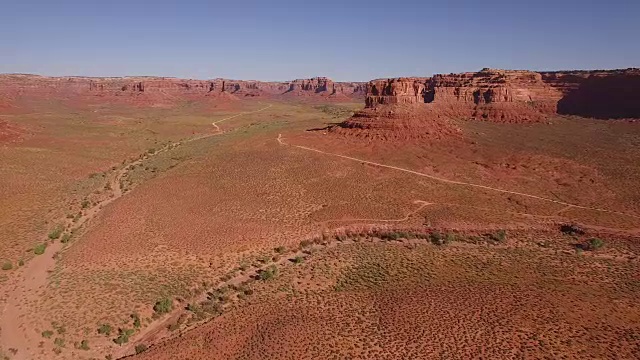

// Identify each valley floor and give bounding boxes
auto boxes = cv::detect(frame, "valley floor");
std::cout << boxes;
[0,98,639,359]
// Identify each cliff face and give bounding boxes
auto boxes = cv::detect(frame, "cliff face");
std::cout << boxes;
[541,69,640,119]
[430,69,562,122]
[0,74,365,100]
[286,77,365,97]
[360,68,640,123]
[339,67,640,140]
[365,78,430,107]
[364,69,563,123]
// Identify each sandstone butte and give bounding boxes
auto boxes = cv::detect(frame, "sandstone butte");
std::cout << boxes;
[0,74,366,101]
[2,68,639,133]
[357,68,640,121]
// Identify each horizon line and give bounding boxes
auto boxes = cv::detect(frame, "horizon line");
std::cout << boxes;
[2,67,638,83]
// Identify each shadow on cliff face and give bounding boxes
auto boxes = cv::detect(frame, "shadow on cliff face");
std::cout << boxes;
[557,75,640,119]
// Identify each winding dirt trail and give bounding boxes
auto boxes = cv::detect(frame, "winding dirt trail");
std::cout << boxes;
[110,198,435,357]
[277,134,640,220]
[320,200,433,225]
[0,104,272,360]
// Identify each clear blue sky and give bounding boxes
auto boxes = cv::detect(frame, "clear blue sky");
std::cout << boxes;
[0,0,638,81]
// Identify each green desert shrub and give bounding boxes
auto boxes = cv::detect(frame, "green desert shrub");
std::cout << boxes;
[258,265,278,281]
[135,344,148,354]
[48,225,63,240]
[430,231,444,245]
[445,232,456,243]
[34,243,47,255]
[77,340,89,350]
[1,262,12,271]
[113,328,134,345]
[41,330,54,338]
[130,313,141,328]
[97,323,112,336]
[56,325,66,335]
[61,233,72,243]
[81,200,90,209]
[153,298,173,315]
[492,229,507,242]
[586,237,604,251]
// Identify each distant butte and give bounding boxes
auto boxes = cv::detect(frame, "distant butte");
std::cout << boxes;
[0,74,366,102]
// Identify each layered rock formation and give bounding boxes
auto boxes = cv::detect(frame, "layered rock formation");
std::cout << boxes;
[0,74,365,101]
[340,68,640,139]
[334,104,461,141]
[541,69,640,119]
[285,77,365,97]
[363,69,563,123]
[365,78,430,107]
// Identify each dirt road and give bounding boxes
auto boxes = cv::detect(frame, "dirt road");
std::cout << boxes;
[277,134,640,220]
[0,104,272,360]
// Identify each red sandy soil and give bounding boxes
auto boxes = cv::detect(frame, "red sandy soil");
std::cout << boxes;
[1,76,639,360]
[131,233,640,360]
[0,120,26,144]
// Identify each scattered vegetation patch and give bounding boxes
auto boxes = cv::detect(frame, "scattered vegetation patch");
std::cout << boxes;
[131,313,141,328]
[314,104,356,119]
[489,229,507,242]
[97,323,112,336]
[33,243,47,255]
[41,330,54,338]
[336,261,390,291]
[445,232,456,243]
[153,298,173,315]
[258,265,278,281]
[81,199,90,209]
[113,328,135,345]
[135,344,148,354]
[60,233,72,243]
[586,237,604,251]
[430,231,446,245]
[48,225,64,240]
[1,262,12,271]
[76,340,89,350]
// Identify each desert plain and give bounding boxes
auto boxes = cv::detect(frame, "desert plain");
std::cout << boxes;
[0,70,639,359]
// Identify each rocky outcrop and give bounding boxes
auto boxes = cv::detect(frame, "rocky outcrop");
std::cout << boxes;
[359,68,640,122]
[365,78,430,107]
[0,74,365,101]
[333,104,461,140]
[342,67,640,140]
[288,77,333,93]
[541,69,640,119]
[285,77,366,97]
[428,69,563,122]
[363,69,562,123]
